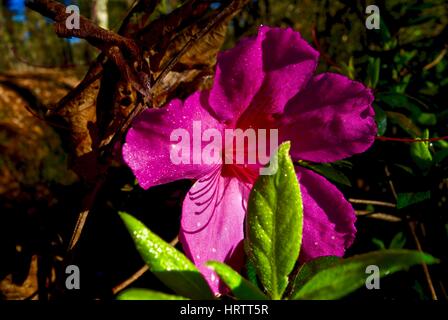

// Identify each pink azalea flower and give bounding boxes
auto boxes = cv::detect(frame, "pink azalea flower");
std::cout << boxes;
[122,26,377,293]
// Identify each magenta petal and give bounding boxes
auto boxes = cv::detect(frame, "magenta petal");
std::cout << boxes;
[281,73,377,163]
[179,171,251,294]
[241,26,319,119]
[296,167,356,262]
[122,92,223,189]
[209,31,264,122]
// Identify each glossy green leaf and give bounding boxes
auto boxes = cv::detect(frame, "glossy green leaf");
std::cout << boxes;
[397,191,431,209]
[119,212,213,299]
[292,250,438,300]
[117,288,189,300]
[290,256,340,297]
[245,142,303,299]
[206,261,268,300]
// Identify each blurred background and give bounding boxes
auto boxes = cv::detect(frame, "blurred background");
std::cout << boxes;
[0,0,447,300]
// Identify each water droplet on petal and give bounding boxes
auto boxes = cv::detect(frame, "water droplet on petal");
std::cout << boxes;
[314,242,318,246]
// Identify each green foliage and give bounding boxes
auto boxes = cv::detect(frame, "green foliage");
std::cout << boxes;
[206,262,268,300]
[410,129,433,172]
[117,289,189,300]
[397,191,431,209]
[245,142,303,299]
[118,212,213,300]
[118,146,439,301]
[291,250,438,300]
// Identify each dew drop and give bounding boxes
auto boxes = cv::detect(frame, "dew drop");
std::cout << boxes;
[314,242,318,246]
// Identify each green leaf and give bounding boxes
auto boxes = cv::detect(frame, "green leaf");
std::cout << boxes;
[206,261,268,300]
[246,260,259,287]
[386,111,421,138]
[366,57,380,89]
[117,289,189,300]
[397,191,431,209]
[434,148,448,164]
[389,232,406,250]
[374,104,387,136]
[292,250,438,300]
[298,162,351,187]
[372,238,386,250]
[290,256,340,297]
[410,129,433,172]
[340,57,355,79]
[417,113,437,126]
[245,142,303,299]
[119,212,213,299]
[378,93,436,126]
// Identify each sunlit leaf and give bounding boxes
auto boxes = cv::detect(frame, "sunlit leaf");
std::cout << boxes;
[119,212,213,299]
[245,142,303,299]
[292,250,438,300]
[410,129,433,172]
[290,256,340,297]
[117,288,189,300]
[206,261,268,300]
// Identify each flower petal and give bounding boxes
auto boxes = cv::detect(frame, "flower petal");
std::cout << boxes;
[122,92,223,189]
[210,27,319,126]
[296,167,356,262]
[238,27,319,128]
[208,31,264,123]
[281,73,377,162]
[179,171,251,293]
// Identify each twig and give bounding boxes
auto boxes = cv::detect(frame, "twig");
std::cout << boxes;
[112,236,179,295]
[423,47,447,71]
[25,0,140,59]
[384,166,438,300]
[355,211,402,222]
[349,198,396,208]
[108,0,249,152]
[67,177,105,252]
[384,165,398,200]
[409,221,438,300]
[311,24,341,71]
